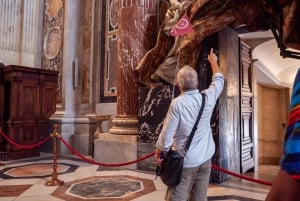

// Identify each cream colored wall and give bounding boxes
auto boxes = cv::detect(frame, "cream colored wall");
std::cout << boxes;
[257,84,288,165]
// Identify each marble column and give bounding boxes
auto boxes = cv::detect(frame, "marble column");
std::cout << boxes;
[95,0,159,169]
[109,0,158,135]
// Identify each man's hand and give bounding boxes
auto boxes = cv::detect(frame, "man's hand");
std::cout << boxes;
[207,48,218,64]
[154,148,164,164]
[207,48,221,74]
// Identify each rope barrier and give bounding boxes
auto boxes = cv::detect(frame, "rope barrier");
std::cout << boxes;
[60,136,272,186]
[0,129,51,149]
[60,137,155,167]
[0,128,272,186]
[212,164,273,186]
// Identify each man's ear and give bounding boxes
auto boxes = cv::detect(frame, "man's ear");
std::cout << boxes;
[176,82,182,91]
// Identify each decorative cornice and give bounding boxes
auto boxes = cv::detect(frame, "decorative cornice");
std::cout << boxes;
[254,60,291,88]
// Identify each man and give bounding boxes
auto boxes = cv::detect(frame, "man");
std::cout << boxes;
[155,48,224,201]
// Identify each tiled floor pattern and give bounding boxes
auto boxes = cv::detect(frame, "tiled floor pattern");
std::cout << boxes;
[0,153,275,201]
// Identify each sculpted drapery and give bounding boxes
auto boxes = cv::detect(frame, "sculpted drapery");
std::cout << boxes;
[135,0,300,87]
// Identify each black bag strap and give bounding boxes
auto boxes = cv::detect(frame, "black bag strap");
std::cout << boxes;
[184,93,206,154]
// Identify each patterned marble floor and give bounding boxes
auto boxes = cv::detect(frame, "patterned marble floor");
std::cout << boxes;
[0,153,275,201]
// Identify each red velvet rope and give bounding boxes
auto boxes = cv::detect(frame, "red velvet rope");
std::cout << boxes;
[0,129,51,149]
[0,128,272,186]
[212,164,273,186]
[60,136,272,186]
[60,137,155,167]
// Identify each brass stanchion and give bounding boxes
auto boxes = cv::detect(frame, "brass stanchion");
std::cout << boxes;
[45,124,64,186]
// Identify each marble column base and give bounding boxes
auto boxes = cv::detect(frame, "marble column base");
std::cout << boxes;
[94,133,138,170]
[109,117,138,135]
[137,142,156,172]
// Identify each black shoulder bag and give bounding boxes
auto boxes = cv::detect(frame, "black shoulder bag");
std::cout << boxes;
[157,93,206,187]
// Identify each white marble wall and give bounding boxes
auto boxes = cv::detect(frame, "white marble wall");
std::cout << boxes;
[0,0,43,66]
[0,0,19,52]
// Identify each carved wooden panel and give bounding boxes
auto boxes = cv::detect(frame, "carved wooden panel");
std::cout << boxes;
[40,78,57,119]
[240,41,254,173]
[19,79,40,121]
[0,65,58,160]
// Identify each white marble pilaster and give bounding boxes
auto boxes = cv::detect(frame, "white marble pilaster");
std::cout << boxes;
[50,0,94,156]
[62,0,81,116]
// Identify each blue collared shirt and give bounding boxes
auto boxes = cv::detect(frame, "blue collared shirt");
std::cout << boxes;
[156,73,224,167]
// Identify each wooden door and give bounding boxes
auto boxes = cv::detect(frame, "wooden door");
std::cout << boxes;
[240,41,254,173]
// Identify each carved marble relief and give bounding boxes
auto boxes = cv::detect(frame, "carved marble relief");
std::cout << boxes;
[46,0,63,17]
[44,26,62,60]
[42,0,64,103]
[103,0,118,98]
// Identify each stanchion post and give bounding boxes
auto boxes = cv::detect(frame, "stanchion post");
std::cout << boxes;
[45,124,64,186]
[0,127,5,166]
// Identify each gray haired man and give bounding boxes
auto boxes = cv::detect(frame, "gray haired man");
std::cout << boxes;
[155,49,224,201]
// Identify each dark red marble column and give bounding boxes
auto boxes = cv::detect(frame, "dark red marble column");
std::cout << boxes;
[109,0,158,135]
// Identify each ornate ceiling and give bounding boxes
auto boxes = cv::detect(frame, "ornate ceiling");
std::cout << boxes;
[240,30,300,88]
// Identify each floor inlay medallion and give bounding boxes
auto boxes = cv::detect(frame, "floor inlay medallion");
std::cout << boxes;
[52,175,156,201]
[0,163,78,178]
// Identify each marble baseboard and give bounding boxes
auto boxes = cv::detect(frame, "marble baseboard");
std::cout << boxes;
[137,142,156,173]
[74,134,94,156]
[94,134,138,170]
